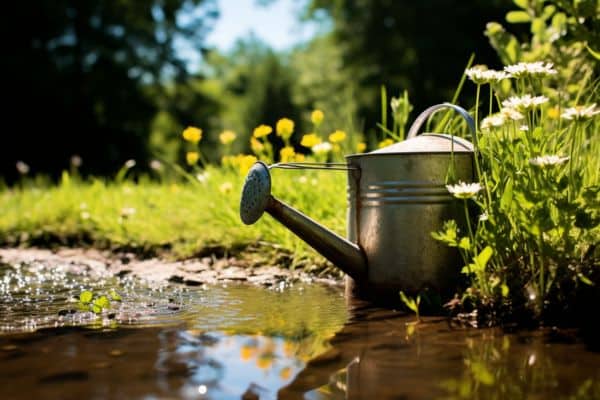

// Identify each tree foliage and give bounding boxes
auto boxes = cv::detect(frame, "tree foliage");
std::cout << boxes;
[305,0,514,132]
[1,0,218,180]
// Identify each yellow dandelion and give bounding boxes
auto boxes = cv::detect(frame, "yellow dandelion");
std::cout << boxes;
[279,367,292,380]
[182,126,202,143]
[547,106,560,120]
[329,130,347,143]
[253,124,273,138]
[280,146,296,162]
[240,345,257,361]
[276,118,295,140]
[294,153,305,162]
[219,130,236,145]
[256,354,274,370]
[219,182,233,193]
[356,142,367,153]
[378,138,394,149]
[311,109,324,126]
[238,155,257,175]
[186,151,199,165]
[250,137,264,153]
[300,133,322,148]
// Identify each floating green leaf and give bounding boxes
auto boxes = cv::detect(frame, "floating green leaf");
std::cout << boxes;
[109,289,122,301]
[80,291,93,304]
[94,295,110,310]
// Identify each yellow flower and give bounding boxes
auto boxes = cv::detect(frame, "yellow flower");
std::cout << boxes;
[238,155,257,175]
[276,118,295,140]
[240,345,257,361]
[294,153,305,162]
[219,182,233,193]
[250,137,264,153]
[256,354,274,370]
[311,109,324,126]
[356,142,367,153]
[280,146,296,162]
[329,130,346,143]
[378,138,394,149]
[219,130,236,145]
[182,126,202,143]
[253,124,272,138]
[186,151,199,165]
[300,133,322,148]
[279,367,292,380]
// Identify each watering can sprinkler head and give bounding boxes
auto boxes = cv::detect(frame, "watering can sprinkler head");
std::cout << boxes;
[240,161,272,225]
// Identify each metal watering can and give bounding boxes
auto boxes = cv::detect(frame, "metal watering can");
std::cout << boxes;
[240,103,477,300]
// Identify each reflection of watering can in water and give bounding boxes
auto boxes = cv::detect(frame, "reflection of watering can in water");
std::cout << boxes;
[240,103,477,299]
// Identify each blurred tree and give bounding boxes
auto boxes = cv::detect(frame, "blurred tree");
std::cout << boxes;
[305,0,514,135]
[199,37,302,160]
[1,0,218,181]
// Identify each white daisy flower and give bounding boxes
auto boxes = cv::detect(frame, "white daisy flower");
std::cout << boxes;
[466,67,510,84]
[446,181,482,199]
[481,114,505,131]
[501,107,525,121]
[529,155,569,167]
[312,142,333,155]
[502,95,549,111]
[504,62,557,78]
[560,103,600,120]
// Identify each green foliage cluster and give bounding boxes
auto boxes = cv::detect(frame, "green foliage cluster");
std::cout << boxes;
[428,1,600,323]
[485,0,599,102]
[2,0,219,181]
[79,289,122,314]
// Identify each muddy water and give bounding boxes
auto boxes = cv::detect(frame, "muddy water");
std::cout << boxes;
[0,262,599,399]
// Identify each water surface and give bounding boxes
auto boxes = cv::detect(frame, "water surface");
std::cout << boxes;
[1,261,599,399]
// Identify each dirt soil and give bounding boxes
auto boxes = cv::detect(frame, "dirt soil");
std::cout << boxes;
[0,247,342,288]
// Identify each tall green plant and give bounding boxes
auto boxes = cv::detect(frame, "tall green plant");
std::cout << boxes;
[434,61,599,322]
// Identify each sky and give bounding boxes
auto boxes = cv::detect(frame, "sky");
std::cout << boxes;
[206,0,319,51]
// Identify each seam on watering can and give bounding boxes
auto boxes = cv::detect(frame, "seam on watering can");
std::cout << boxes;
[360,196,453,205]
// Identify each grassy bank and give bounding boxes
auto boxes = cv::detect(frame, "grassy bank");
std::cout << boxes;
[0,167,347,271]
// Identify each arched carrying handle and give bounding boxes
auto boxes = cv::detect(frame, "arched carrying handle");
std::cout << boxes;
[406,103,477,150]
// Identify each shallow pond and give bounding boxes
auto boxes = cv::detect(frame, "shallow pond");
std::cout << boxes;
[0,261,599,399]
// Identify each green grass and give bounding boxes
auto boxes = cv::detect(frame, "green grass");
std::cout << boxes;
[0,166,347,271]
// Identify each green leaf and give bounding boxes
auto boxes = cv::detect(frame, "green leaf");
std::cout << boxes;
[399,291,418,314]
[109,290,122,301]
[531,18,546,36]
[80,291,93,304]
[91,304,102,314]
[471,361,495,385]
[577,273,594,286]
[94,295,110,310]
[506,10,531,23]
[501,284,510,297]
[458,237,471,251]
[541,5,556,20]
[586,45,600,61]
[472,246,493,272]
[500,178,513,211]
[513,0,529,10]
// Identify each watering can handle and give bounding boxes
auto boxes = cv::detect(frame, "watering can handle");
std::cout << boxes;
[406,103,477,150]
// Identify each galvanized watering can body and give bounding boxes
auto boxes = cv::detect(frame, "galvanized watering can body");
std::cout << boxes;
[240,103,476,300]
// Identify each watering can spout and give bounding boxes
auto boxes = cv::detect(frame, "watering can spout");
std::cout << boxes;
[240,162,368,281]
